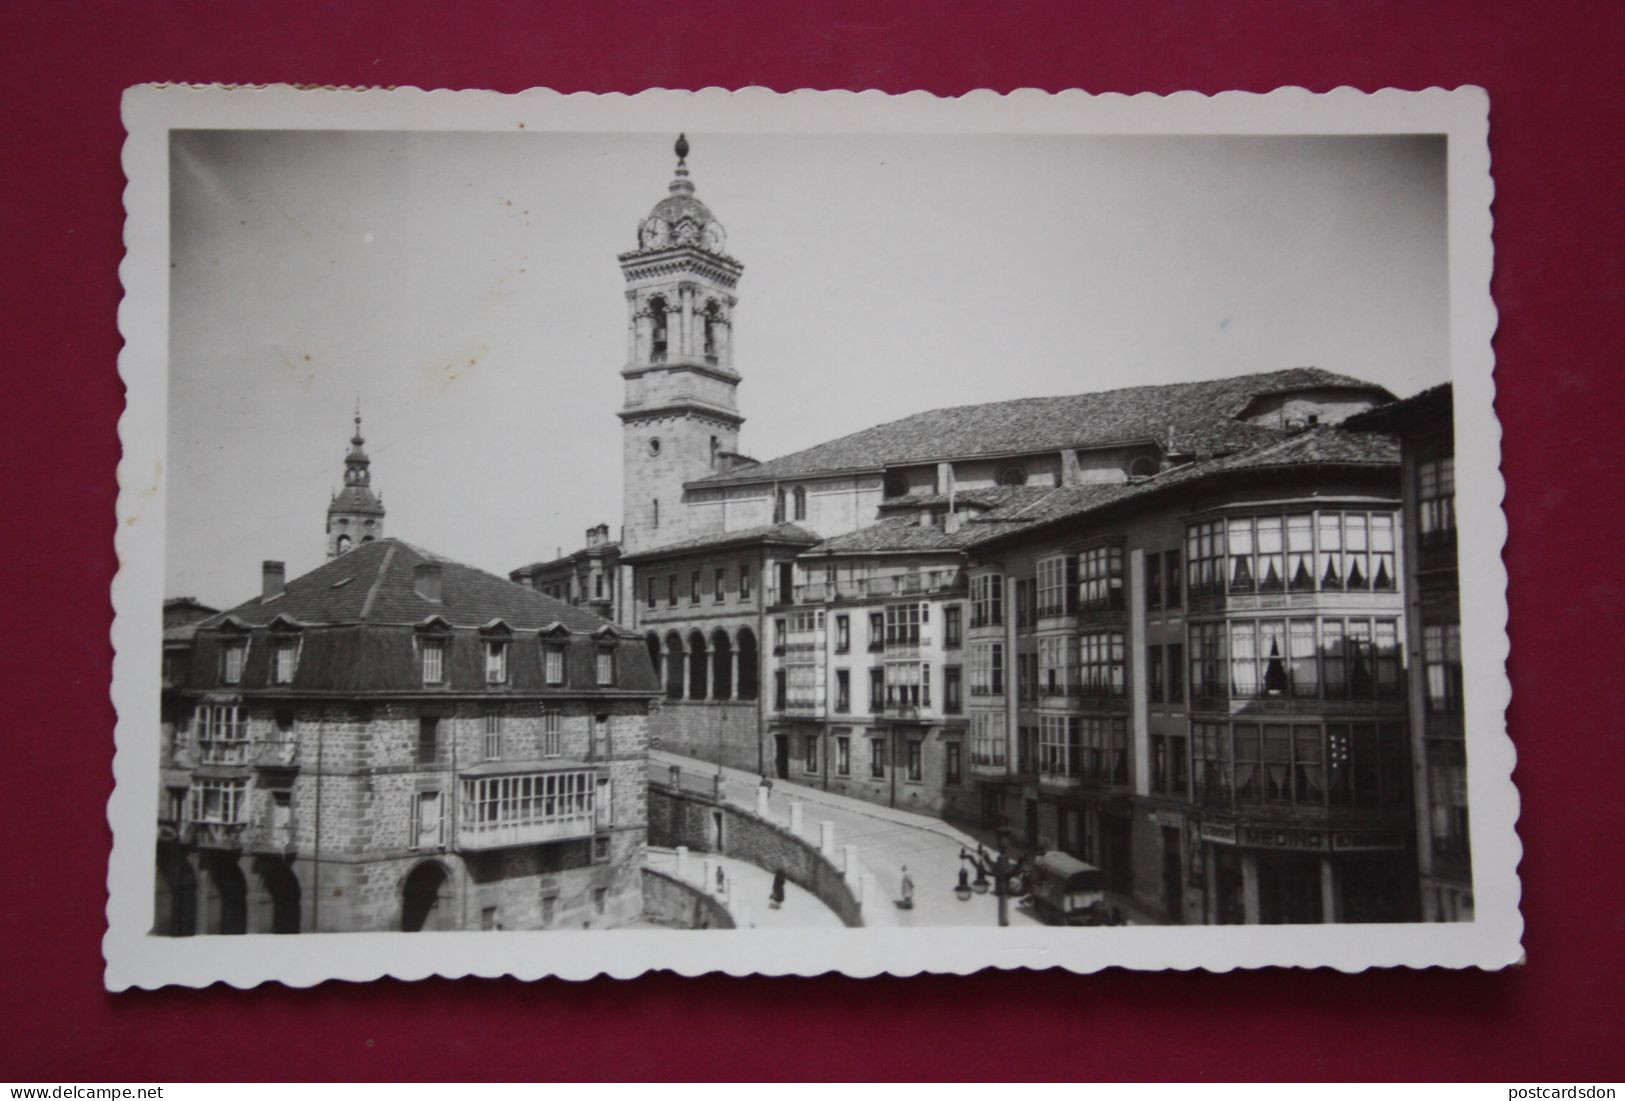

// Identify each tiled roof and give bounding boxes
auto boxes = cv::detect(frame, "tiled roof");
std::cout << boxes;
[875,486,1056,512]
[691,368,1388,487]
[1342,383,1453,436]
[200,538,614,633]
[619,522,821,564]
[805,520,966,555]
[961,425,1399,550]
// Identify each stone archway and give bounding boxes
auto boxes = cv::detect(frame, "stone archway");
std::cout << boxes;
[256,858,302,934]
[645,631,661,678]
[664,631,685,700]
[711,628,733,700]
[202,855,247,935]
[402,860,452,932]
[154,846,197,937]
[736,627,759,701]
[687,629,709,700]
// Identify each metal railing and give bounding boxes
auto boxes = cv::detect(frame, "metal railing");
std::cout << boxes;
[783,572,968,605]
[663,764,725,802]
[196,738,250,766]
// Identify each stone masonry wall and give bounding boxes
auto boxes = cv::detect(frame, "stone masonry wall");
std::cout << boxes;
[642,866,735,929]
[647,784,861,927]
[651,699,762,773]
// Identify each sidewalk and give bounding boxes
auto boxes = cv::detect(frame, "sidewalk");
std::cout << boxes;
[652,750,1042,928]
[645,847,844,929]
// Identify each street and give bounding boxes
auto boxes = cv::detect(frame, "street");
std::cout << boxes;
[652,750,1042,928]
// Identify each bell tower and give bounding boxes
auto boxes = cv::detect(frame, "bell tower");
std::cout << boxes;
[326,402,385,558]
[618,135,744,556]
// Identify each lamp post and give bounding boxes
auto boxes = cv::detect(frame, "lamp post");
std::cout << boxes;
[955,828,1028,927]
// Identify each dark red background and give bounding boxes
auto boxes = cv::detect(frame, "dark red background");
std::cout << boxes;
[3,0,1622,1081]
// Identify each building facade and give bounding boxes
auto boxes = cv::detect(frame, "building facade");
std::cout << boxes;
[618,522,818,773]
[954,429,1417,924]
[765,527,971,814]
[155,536,660,936]
[510,522,621,623]
[1348,385,1469,921]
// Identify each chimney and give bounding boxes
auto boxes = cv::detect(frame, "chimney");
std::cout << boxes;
[262,560,285,599]
[414,562,443,602]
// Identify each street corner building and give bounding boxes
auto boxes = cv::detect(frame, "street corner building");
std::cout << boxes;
[518,135,1471,927]
[155,531,662,936]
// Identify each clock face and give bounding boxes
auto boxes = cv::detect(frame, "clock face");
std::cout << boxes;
[641,217,670,249]
[702,221,726,252]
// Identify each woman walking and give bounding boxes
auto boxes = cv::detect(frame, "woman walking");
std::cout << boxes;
[770,867,787,910]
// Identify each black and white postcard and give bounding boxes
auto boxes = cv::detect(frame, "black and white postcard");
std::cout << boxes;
[108,85,1517,988]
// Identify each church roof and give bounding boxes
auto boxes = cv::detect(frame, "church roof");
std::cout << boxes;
[618,522,822,565]
[960,424,1400,551]
[199,538,614,632]
[329,484,384,515]
[689,368,1389,488]
[803,425,1398,557]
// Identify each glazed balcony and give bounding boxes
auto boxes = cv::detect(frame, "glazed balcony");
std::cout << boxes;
[879,693,932,720]
[1186,582,1400,617]
[181,820,246,850]
[856,571,966,599]
[457,815,596,851]
[969,752,1009,776]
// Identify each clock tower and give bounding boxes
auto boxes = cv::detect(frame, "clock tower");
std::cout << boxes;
[618,135,744,556]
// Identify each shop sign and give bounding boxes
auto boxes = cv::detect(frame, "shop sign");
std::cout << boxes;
[1329,829,1405,852]
[1199,820,1237,845]
[1238,826,1330,852]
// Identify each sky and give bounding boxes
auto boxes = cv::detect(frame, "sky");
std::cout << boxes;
[167,129,1448,609]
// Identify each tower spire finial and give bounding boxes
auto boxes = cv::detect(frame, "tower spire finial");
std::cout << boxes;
[674,133,689,174]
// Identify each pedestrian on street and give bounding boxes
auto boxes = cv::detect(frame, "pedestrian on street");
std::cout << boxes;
[900,865,915,910]
[770,867,786,910]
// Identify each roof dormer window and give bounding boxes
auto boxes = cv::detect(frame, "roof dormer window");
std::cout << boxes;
[222,639,247,686]
[485,641,509,685]
[421,638,445,685]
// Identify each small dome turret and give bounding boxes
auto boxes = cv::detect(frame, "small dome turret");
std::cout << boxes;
[637,133,728,254]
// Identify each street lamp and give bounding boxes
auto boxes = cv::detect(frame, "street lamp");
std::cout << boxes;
[955,829,1028,927]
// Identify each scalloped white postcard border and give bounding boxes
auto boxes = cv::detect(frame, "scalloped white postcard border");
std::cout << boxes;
[109,84,1517,989]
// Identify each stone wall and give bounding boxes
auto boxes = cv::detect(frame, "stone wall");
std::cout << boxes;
[641,866,735,930]
[646,783,861,927]
[650,699,762,773]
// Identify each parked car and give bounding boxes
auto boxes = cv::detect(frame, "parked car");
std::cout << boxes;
[1025,851,1120,926]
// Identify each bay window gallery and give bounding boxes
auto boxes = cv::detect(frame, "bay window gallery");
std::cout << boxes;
[1186,510,1398,599]
[1189,616,1402,701]
[1037,715,1127,784]
[1192,721,1409,809]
